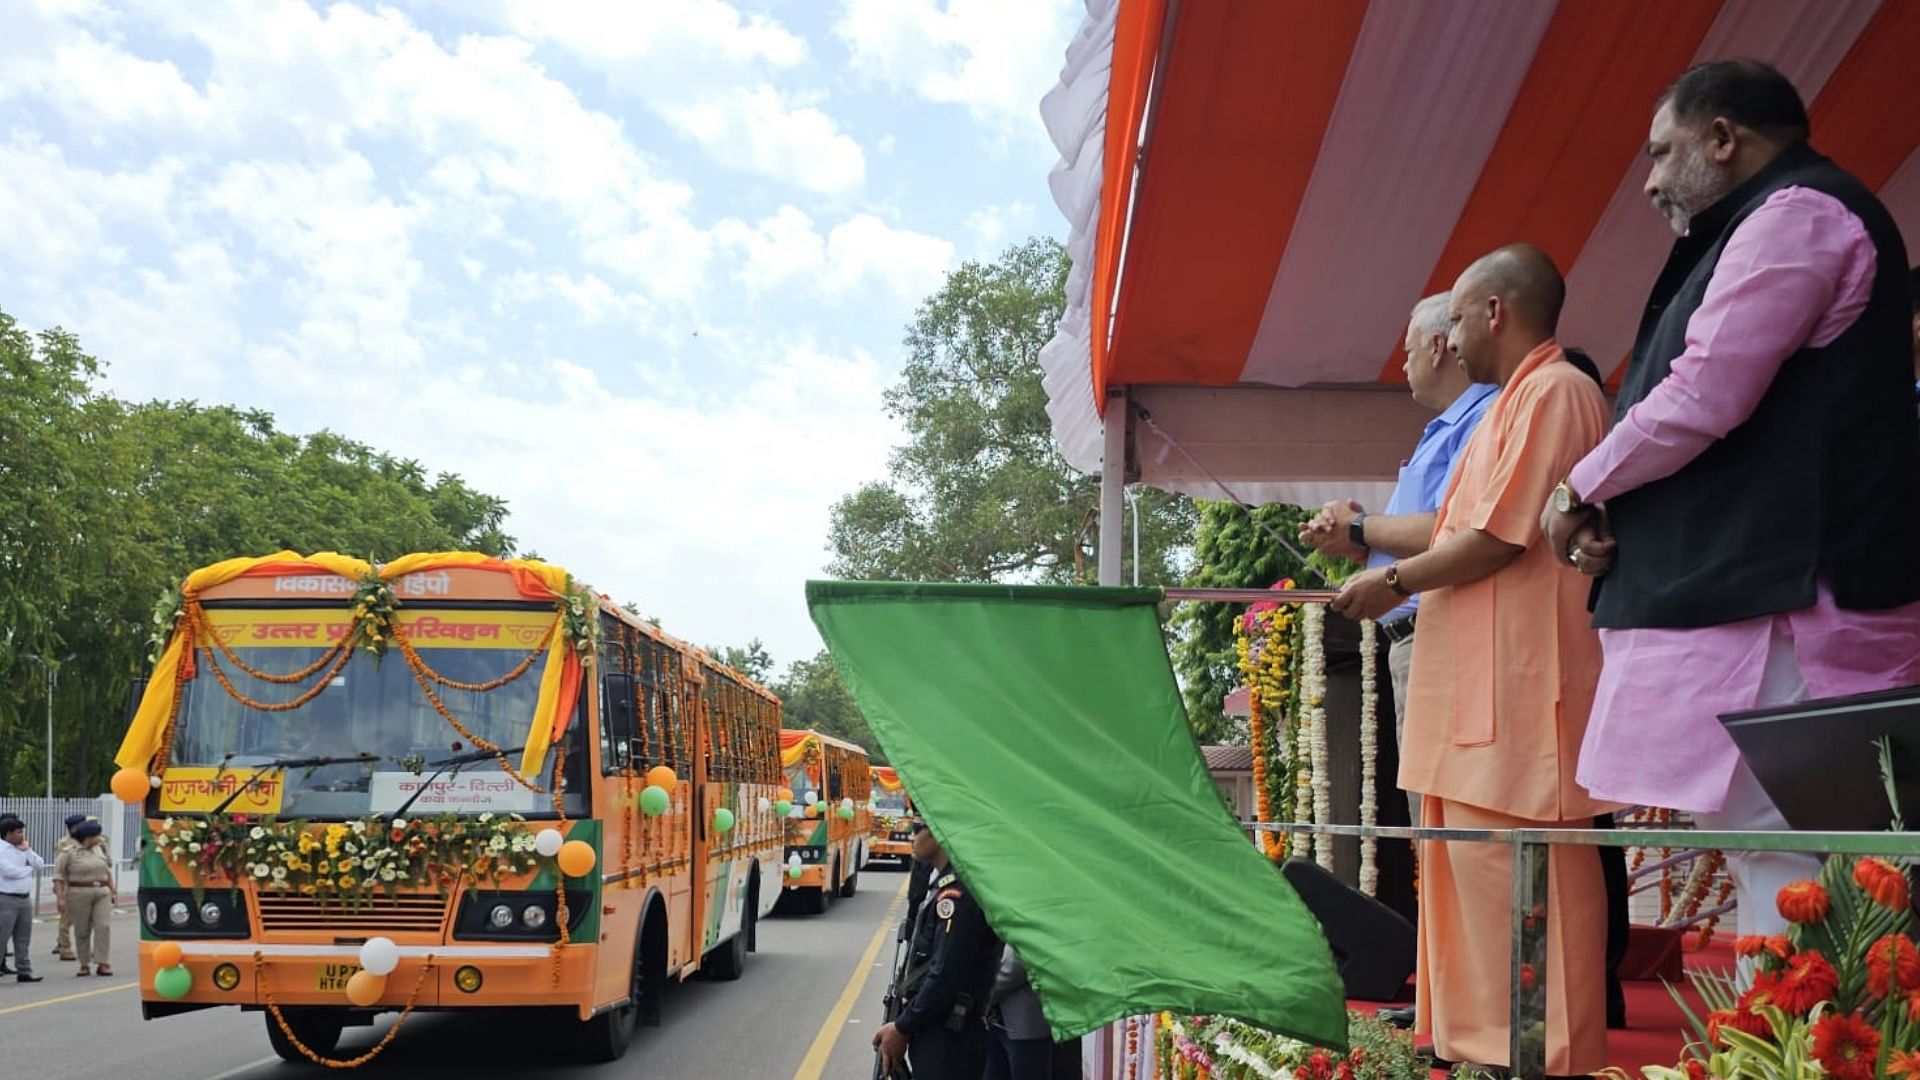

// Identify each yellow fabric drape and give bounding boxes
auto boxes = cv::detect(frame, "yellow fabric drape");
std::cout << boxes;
[114,552,373,771]
[376,552,579,778]
[779,731,819,768]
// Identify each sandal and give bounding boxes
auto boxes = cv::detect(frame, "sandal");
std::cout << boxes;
[95,966,112,977]
[75,965,91,976]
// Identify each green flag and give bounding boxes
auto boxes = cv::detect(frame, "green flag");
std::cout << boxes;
[807,580,1347,1047]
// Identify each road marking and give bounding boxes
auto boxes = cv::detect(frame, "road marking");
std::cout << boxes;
[790,877,909,1080]
[0,980,135,1016]
[201,1055,281,1080]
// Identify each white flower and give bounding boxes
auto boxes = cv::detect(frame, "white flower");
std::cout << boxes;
[189,842,202,853]
[253,863,270,878]
[349,820,366,835]
[272,866,287,881]
[478,813,494,824]
[379,867,397,881]
[489,836,507,852]
[161,817,175,831]
[390,818,407,832]
[250,826,266,840]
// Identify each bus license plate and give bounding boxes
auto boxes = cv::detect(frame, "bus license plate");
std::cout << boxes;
[317,963,361,992]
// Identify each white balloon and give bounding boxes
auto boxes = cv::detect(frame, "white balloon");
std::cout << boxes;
[359,936,400,977]
[788,853,802,868]
[757,797,771,813]
[789,805,806,820]
[840,797,854,810]
[534,828,564,857]
[804,791,819,805]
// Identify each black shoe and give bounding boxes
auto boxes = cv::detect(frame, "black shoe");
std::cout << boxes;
[17,974,43,983]
[1377,1005,1415,1029]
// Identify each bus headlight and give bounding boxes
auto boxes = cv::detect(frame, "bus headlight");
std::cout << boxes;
[199,902,222,927]
[521,905,547,930]
[488,903,515,929]
[144,902,159,927]
[454,966,484,993]
[168,902,191,927]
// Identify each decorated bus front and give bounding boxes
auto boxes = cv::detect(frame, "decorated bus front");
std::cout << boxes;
[775,729,870,913]
[867,765,914,866]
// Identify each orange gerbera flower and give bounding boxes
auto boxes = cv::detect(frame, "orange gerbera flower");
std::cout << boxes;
[1734,935,1767,957]
[1854,857,1911,912]
[1810,1012,1881,1080]
[1774,951,1839,1014]
[1889,1050,1920,1080]
[1777,880,1831,924]
[1869,934,1920,997]
[1763,934,1792,960]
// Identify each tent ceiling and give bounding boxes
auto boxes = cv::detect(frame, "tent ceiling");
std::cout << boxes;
[1040,0,1920,507]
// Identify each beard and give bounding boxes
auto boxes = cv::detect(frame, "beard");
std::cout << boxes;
[1651,144,1732,235]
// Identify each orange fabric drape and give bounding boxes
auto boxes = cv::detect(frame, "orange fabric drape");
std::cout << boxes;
[1090,0,1170,409]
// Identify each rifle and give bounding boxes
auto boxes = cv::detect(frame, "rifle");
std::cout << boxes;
[874,906,916,1080]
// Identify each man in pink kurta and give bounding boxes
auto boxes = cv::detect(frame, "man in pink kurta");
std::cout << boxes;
[1543,61,1920,943]
[1336,244,1611,1075]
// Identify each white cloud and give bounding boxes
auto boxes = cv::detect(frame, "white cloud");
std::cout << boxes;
[716,206,953,300]
[503,0,808,68]
[963,201,1035,257]
[835,0,1077,135]
[661,84,866,195]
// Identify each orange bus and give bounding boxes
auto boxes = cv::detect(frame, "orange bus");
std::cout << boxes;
[111,552,784,1065]
[866,766,915,868]
[775,730,871,913]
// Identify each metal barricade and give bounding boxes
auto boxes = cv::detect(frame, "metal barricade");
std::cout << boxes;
[0,795,139,915]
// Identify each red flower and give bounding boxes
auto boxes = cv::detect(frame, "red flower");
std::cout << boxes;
[1706,1005,1771,1047]
[1734,935,1768,957]
[1810,1012,1881,1080]
[1777,880,1831,924]
[1908,990,1920,1023]
[1763,934,1792,960]
[1855,858,1911,912]
[1890,1050,1920,1080]
[1683,1060,1707,1080]
[1773,951,1840,1014]
[1869,934,1920,997]
[1519,963,1537,993]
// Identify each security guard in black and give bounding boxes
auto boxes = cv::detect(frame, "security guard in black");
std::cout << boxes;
[874,825,1001,1080]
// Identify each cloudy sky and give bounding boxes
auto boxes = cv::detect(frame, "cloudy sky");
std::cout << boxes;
[1,0,1082,670]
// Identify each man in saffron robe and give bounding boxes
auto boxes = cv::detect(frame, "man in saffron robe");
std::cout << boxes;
[1335,244,1611,1075]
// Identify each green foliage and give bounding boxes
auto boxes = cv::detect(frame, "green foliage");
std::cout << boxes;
[0,307,516,797]
[771,650,882,763]
[709,638,774,686]
[1171,500,1312,742]
[827,236,1196,585]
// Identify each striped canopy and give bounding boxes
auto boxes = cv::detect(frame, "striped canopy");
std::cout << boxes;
[1039,0,1920,509]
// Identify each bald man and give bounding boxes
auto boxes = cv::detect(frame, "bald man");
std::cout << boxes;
[1334,244,1612,1076]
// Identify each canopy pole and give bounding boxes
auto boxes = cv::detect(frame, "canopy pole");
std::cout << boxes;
[1099,387,1127,586]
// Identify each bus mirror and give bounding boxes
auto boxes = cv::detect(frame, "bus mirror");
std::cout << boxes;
[124,677,148,726]
[603,674,637,743]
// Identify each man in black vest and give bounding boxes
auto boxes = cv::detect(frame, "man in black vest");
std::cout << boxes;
[873,819,1001,1080]
[1542,59,1920,944]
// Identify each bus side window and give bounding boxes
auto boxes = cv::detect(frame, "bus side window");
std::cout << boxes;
[599,619,631,775]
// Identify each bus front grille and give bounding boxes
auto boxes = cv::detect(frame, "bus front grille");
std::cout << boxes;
[256,892,449,934]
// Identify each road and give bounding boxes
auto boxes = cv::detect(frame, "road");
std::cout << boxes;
[0,869,911,1080]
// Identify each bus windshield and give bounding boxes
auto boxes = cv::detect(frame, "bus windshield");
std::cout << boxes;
[167,606,567,819]
[872,790,909,814]
[783,757,820,805]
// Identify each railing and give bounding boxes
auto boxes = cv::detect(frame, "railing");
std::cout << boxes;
[1247,820,1920,1080]
[0,795,143,915]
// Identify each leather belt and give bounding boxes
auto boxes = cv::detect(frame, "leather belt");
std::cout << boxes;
[66,881,110,888]
[1380,614,1417,644]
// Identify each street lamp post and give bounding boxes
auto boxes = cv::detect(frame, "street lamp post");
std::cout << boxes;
[23,652,75,799]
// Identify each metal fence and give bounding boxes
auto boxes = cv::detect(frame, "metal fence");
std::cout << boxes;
[0,795,143,915]
[1248,820,1920,1080]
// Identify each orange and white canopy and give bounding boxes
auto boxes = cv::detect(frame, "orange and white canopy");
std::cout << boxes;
[1040,0,1920,509]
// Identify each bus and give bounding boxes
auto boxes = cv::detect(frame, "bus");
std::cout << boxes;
[111,552,784,1065]
[775,729,871,913]
[866,766,915,868]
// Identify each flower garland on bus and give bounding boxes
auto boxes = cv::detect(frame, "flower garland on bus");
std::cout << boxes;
[1234,597,1298,861]
[149,812,545,904]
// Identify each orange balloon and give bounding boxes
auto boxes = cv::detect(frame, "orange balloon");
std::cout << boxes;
[776,787,794,803]
[645,766,677,790]
[557,839,597,878]
[152,941,183,969]
[345,969,386,1006]
[805,803,820,818]
[111,767,151,804]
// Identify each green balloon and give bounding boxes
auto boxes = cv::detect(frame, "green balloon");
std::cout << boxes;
[713,808,736,833]
[155,964,193,1000]
[837,805,855,821]
[774,799,792,817]
[787,864,803,880]
[639,785,671,816]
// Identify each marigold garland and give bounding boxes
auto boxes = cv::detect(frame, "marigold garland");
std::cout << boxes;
[256,950,433,1068]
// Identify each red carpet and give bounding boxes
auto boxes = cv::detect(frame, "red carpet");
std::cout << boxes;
[1347,930,1729,1076]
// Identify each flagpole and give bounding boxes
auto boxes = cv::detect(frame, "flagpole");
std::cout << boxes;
[1159,587,1339,604]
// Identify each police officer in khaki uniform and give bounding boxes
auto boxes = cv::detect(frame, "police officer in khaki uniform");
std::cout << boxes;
[873,818,1001,1080]
[53,820,116,976]
[50,814,87,961]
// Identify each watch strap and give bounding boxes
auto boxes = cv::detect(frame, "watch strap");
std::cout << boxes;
[1349,513,1368,549]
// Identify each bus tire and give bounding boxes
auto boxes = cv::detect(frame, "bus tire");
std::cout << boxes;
[265,1007,344,1063]
[839,867,858,898]
[745,871,760,953]
[706,906,749,981]
[806,885,830,915]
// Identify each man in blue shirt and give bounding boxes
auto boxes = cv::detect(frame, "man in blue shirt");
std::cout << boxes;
[1300,292,1496,832]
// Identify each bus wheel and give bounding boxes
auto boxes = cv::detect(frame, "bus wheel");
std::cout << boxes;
[745,872,760,953]
[839,867,859,898]
[806,885,830,915]
[706,902,750,981]
[265,1007,344,1063]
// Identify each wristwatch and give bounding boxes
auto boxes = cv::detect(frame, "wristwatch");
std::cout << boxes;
[1348,513,1369,550]
[1383,563,1411,598]
[1552,480,1585,514]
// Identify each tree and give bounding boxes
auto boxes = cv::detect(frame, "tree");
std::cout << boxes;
[827,237,1196,585]
[708,639,773,686]
[1169,501,1314,743]
[0,306,520,797]
[772,650,882,762]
